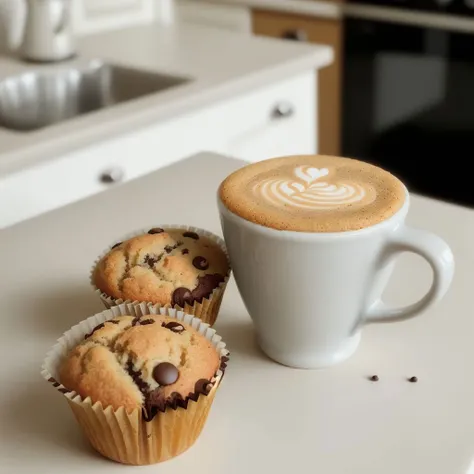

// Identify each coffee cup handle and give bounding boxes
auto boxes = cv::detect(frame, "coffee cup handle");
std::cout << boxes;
[364,226,455,324]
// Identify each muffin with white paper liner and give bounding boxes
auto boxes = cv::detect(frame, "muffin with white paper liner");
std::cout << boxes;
[41,302,229,465]
[90,225,231,327]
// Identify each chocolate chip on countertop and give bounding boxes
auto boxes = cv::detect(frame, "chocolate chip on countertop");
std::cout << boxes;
[148,228,164,234]
[369,375,379,382]
[162,321,185,334]
[153,362,179,386]
[172,287,193,307]
[183,231,199,240]
[111,242,122,249]
[408,376,418,383]
[193,256,209,271]
[182,249,189,255]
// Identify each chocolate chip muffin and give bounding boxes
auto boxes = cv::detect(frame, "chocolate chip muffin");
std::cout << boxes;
[59,314,224,421]
[91,227,230,326]
[44,305,229,465]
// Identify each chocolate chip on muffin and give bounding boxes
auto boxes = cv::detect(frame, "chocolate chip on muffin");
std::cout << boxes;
[59,315,223,421]
[192,274,225,302]
[183,231,199,240]
[92,228,229,309]
[194,379,212,395]
[144,254,160,268]
[162,321,185,334]
[171,288,193,307]
[153,362,179,385]
[193,256,209,270]
[140,319,155,325]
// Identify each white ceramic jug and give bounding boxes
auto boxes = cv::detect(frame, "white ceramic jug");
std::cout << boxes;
[20,0,75,62]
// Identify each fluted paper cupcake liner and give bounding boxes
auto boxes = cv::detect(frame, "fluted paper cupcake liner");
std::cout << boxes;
[90,225,231,327]
[41,303,229,465]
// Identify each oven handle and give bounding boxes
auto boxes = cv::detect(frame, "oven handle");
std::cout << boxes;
[344,4,474,33]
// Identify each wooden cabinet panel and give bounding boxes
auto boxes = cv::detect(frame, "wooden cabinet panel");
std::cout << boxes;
[252,9,342,156]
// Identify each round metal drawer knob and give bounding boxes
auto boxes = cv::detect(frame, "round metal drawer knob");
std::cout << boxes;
[100,168,124,184]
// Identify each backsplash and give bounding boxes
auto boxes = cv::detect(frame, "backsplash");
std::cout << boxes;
[0,0,171,50]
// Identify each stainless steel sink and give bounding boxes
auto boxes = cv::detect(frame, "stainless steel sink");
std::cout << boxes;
[0,60,190,132]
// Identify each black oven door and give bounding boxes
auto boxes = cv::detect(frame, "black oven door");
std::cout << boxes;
[343,14,474,207]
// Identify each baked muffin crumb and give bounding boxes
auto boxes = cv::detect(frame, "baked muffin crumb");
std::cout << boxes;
[93,228,229,307]
[59,314,224,421]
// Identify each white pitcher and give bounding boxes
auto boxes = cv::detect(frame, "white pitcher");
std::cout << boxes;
[20,0,75,62]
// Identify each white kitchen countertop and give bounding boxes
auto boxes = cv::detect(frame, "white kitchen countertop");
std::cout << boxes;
[1,151,474,473]
[0,22,332,177]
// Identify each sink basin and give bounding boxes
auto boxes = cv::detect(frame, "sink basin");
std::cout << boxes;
[0,60,190,132]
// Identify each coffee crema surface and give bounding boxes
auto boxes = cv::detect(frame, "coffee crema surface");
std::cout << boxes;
[219,155,406,232]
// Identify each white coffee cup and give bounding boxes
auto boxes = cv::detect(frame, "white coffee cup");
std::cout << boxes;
[218,190,454,369]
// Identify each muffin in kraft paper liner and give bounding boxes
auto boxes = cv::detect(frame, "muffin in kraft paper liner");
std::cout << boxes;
[90,225,231,327]
[41,302,229,465]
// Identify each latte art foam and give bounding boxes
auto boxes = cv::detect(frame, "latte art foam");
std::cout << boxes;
[253,166,373,210]
[219,155,406,233]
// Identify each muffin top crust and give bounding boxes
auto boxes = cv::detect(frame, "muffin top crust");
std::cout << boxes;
[93,228,229,306]
[59,314,227,420]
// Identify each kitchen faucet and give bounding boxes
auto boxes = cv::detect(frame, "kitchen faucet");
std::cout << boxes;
[20,0,75,62]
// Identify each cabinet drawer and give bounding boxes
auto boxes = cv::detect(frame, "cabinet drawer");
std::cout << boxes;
[252,9,342,156]
[0,121,204,229]
[0,143,147,229]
